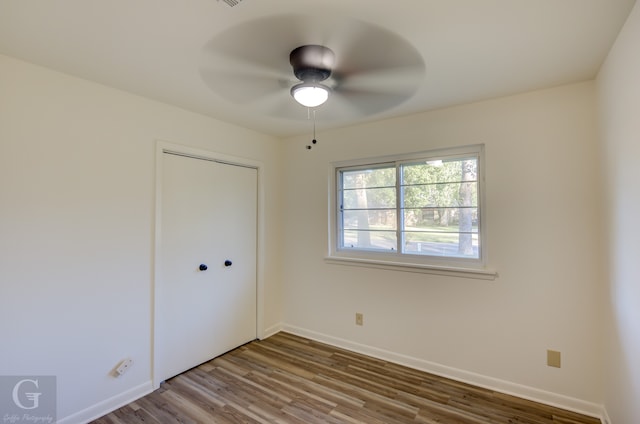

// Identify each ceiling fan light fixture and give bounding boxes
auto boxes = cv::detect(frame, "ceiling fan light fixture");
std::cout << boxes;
[291,82,330,108]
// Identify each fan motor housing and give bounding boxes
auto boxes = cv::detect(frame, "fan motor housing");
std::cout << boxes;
[290,45,335,82]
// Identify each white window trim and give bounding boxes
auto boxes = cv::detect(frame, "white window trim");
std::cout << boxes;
[326,144,497,280]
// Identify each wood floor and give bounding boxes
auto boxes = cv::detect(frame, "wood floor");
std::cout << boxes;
[93,332,601,424]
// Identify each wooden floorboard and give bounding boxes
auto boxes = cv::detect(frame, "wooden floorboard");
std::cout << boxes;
[92,332,601,424]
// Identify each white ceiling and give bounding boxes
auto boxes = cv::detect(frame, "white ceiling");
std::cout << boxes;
[0,0,635,138]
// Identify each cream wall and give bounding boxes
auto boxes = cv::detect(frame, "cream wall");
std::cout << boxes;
[597,1,640,423]
[0,54,284,422]
[281,81,604,413]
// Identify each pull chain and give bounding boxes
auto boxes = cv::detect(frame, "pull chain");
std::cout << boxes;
[313,109,317,143]
[306,108,318,150]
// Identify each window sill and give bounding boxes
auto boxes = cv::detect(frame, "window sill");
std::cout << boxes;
[324,256,498,280]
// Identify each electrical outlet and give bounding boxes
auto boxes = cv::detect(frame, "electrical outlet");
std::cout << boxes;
[547,350,561,368]
[355,313,363,326]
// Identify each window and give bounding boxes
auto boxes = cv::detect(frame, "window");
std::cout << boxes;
[328,145,493,278]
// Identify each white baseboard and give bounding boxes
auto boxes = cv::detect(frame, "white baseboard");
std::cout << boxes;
[601,407,612,424]
[261,322,283,340]
[281,324,605,422]
[57,381,154,424]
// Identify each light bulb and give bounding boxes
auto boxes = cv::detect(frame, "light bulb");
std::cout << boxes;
[291,83,330,108]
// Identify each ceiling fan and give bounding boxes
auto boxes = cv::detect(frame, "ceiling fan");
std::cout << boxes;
[199,14,426,122]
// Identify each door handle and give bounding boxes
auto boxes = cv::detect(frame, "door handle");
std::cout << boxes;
[224,260,233,267]
[199,264,208,271]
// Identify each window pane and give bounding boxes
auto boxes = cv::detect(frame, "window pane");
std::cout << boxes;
[343,210,396,230]
[402,158,476,185]
[340,165,398,252]
[342,187,396,209]
[402,182,477,208]
[342,230,397,251]
[342,167,395,189]
[402,208,478,232]
[403,231,479,258]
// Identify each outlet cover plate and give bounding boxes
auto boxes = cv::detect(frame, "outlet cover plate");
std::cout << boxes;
[547,350,561,368]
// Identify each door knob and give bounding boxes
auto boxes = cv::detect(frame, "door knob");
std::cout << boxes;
[199,264,208,271]
[224,260,232,267]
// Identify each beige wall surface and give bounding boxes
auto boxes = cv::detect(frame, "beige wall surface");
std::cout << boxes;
[597,1,640,423]
[0,54,284,422]
[281,81,604,409]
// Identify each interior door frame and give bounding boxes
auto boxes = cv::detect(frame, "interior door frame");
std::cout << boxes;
[152,140,264,389]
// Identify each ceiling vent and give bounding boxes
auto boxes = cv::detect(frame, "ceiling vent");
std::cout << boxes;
[219,0,243,6]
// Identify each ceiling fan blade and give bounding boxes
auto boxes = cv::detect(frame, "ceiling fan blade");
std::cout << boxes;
[326,19,424,72]
[326,90,407,120]
[336,64,426,95]
[319,90,370,119]
[247,89,296,114]
[199,68,289,103]
[200,49,288,82]
[319,17,425,117]
[199,14,315,81]
[199,33,292,104]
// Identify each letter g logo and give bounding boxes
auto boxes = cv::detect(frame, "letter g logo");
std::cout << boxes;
[12,378,42,410]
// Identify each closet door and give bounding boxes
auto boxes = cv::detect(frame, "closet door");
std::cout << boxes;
[157,152,257,382]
